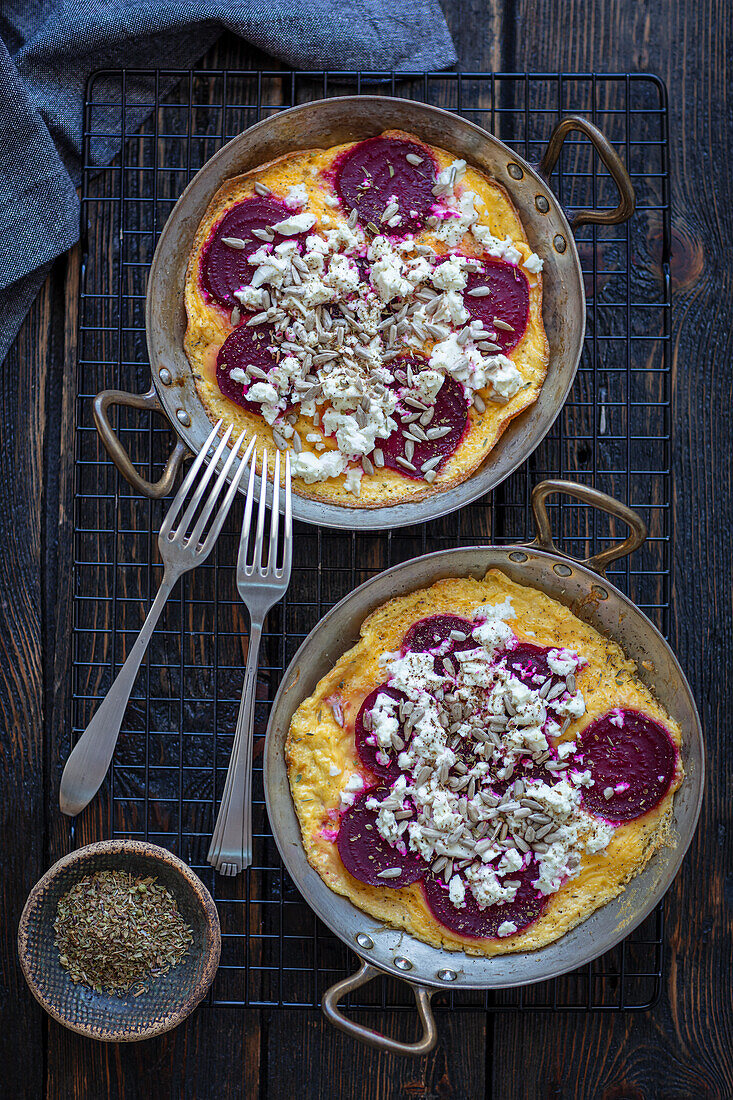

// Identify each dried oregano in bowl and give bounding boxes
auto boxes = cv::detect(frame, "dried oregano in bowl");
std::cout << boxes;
[54,869,193,996]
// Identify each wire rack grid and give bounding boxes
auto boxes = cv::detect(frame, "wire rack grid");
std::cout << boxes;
[74,70,671,1012]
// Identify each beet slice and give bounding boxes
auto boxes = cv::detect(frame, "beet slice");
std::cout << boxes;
[422,860,547,938]
[402,613,476,674]
[500,642,557,687]
[462,262,530,354]
[354,685,406,780]
[334,136,437,234]
[337,786,426,887]
[378,366,468,479]
[201,196,304,307]
[578,710,677,822]
[216,323,279,410]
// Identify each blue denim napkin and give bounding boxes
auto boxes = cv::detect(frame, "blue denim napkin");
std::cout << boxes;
[0,1,456,365]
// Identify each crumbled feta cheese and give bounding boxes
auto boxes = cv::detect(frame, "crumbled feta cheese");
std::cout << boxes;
[497,921,518,937]
[284,184,308,209]
[523,252,543,274]
[432,256,469,292]
[270,212,316,236]
[344,465,364,496]
[290,449,348,483]
[448,875,466,908]
[547,648,581,677]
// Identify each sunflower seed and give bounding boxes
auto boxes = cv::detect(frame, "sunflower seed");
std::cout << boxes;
[442,860,454,883]
[404,438,415,463]
[362,456,375,476]
[547,681,565,700]
[395,456,416,472]
[272,432,287,452]
[494,318,515,332]
[246,311,269,326]
[406,152,424,166]
[415,766,432,788]
[254,181,271,197]
[363,709,373,731]
[230,306,241,326]
[534,823,554,839]
[377,867,403,880]
[432,856,447,874]
[472,394,486,414]
[381,202,399,223]
[539,678,552,698]
[252,228,274,242]
[467,286,491,297]
[525,826,536,842]
[499,822,508,841]
[348,208,358,229]
[443,657,456,677]
[603,786,614,800]
[392,732,405,751]
[292,431,302,454]
[566,673,576,693]
[533,841,549,854]
[394,809,412,821]
[222,236,248,250]
[424,469,437,484]
[513,836,530,852]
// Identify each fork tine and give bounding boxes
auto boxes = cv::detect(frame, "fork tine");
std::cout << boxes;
[237,451,259,574]
[281,450,293,579]
[267,449,281,571]
[159,420,223,539]
[251,448,269,572]
[188,432,251,549]
[168,424,234,542]
[200,435,256,554]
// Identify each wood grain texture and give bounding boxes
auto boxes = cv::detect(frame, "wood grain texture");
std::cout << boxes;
[0,265,55,1097]
[3,6,729,1097]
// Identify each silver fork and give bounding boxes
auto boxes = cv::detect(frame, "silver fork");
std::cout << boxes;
[59,421,255,817]
[208,448,292,875]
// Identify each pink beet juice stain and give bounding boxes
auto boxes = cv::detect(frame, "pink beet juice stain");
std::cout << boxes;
[462,261,530,354]
[201,196,307,306]
[378,363,468,478]
[578,710,677,822]
[333,136,437,234]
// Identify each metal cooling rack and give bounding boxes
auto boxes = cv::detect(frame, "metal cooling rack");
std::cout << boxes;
[74,70,671,1011]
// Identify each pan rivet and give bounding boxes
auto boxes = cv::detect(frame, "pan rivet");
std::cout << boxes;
[591,584,609,600]
[394,956,412,971]
[553,233,567,253]
[356,933,374,949]
[554,563,572,577]
[507,163,523,180]
[176,409,191,426]
[509,551,528,563]
[535,195,550,213]
[159,368,172,385]
[438,968,457,982]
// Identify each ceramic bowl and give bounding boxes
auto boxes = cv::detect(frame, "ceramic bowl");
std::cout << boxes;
[17,839,221,1041]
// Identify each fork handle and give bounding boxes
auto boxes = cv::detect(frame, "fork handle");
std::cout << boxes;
[59,571,178,816]
[208,616,263,872]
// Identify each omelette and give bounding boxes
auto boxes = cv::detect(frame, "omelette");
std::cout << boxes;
[184,130,549,507]
[286,570,683,955]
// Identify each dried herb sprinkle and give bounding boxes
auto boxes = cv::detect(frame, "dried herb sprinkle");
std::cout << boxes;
[54,869,193,996]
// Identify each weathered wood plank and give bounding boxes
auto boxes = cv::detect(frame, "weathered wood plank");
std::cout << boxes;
[0,266,54,1095]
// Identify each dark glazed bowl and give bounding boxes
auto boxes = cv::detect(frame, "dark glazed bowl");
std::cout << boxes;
[17,839,221,1042]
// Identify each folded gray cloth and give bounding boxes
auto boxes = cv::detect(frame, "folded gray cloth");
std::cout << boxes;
[0,1,456,365]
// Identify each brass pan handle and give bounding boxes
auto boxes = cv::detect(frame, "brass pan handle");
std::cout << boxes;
[528,479,647,578]
[537,115,636,229]
[322,961,437,1056]
[93,387,188,499]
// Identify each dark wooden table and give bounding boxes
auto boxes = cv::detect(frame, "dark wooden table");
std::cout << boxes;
[3,4,731,1096]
